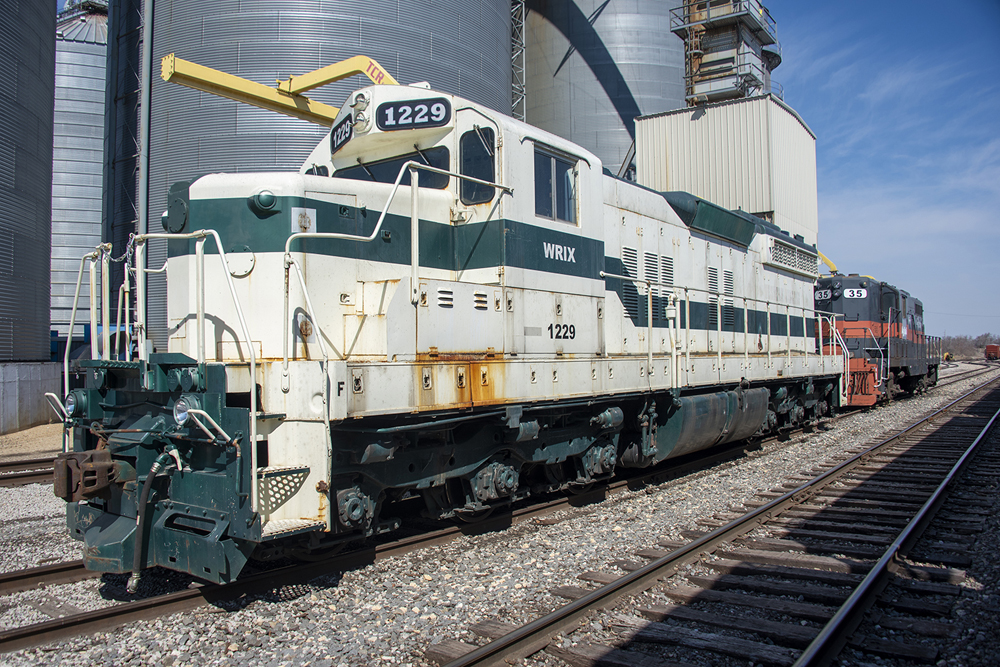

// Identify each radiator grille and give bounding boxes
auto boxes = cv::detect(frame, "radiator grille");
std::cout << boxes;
[768,238,818,277]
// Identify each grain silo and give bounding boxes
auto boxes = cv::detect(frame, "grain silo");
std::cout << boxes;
[106,0,513,350]
[0,0,58,432]
[524,0,685,175]
[52,0,108,353]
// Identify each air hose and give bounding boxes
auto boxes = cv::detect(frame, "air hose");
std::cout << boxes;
[127,445,181,594]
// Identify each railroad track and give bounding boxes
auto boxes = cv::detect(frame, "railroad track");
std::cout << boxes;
[0,413,843,656]
[935,363,995,388]
[2,370,993,656]
[0,429,775,656]
[0,560,93,595]
[0,457,54,487]
[429,376,1000,667]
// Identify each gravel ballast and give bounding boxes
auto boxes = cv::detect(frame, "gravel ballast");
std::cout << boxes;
[1,363,998,666]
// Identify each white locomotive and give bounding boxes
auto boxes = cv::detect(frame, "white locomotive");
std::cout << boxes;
[54,82,844,584]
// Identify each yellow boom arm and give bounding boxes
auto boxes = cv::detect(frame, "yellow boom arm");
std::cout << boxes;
[160,53,398,127]
[817,250,838,274]
[277,55,398,94]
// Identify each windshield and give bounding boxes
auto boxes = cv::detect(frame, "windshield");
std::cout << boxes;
[333,147,450,189]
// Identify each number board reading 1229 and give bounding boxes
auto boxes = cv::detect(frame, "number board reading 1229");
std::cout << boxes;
[330,114,353,154]
[376,98,451,131]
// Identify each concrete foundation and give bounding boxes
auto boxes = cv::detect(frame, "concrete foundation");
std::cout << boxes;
[0,363,61,435]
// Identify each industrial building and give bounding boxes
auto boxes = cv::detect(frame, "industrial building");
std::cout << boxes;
[670,0,782,105]
[636,94,818,248]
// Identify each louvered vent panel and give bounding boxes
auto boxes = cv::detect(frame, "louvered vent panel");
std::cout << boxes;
[723,270,735,328]
[622,247,640,321]
[661,256,674,287]
[770,240,796,267]
[437,289,454,308]
[797,248,818,274]
[645,252,659,322]
[473,291,488,310]
[708,267,719,329]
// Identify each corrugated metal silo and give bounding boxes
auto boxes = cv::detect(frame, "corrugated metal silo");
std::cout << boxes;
[0,0,55,361]
[52,1,108,344]
[0,0,58,434]
[130,0,511,349]
[524,0,685,175]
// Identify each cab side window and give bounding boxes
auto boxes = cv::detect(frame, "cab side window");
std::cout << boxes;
[460,127,495,205]
[534,148,576,224]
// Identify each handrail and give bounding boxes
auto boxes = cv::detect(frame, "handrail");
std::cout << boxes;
[285,256,334,476]
[281,160,513,389]
[600,271,844,391]
[112,267,132,362]
[865,327,886,385]
[601,269,838,345]
[834,326,850,403]
[670,0,776,38]
[599,271,683,388]
[135,230,259,512]
[282,161,512,255]
[63,244,112,397]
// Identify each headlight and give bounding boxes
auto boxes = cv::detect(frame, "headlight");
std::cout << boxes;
[173,395,200,426]
[64,390,86,418]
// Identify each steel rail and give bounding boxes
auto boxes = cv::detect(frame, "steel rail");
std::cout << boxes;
[442,375,1000,667]
[0,560,92,595]
[0,382,963,655]
[0,425,790,656]
[0,458,54,487]
[0,471,51,487]
[0,491,607,654]
[0,457,56,474]
[0,403,867,655]
[793,386,1000,665]
[936,365,995,388]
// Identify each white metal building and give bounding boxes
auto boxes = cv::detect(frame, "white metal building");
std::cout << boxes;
[634,94,818,247]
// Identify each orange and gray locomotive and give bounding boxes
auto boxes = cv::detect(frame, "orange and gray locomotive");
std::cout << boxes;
[815,274,940,407]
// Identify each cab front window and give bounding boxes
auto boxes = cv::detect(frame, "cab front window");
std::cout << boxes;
[334,147,450,189]
[460,127,495,205]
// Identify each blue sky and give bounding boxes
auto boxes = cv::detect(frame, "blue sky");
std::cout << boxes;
[766,0,1000,337]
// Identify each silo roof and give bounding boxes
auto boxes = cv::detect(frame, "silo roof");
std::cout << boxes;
[57,6,108,45]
